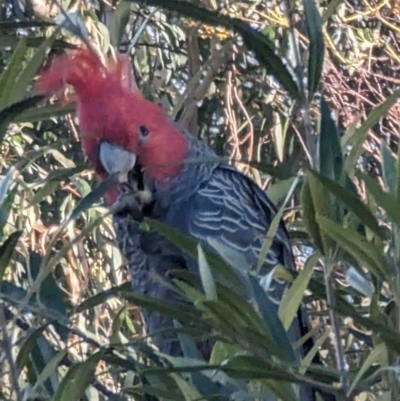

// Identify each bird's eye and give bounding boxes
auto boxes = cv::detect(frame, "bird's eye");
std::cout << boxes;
[139,125,149,138]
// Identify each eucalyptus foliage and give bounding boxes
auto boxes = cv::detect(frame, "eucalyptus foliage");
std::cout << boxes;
[1,0,400,400]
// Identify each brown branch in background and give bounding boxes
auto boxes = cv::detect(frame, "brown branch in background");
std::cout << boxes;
[232,81,254,174]
[178,31,231,133]
[180,24,202,134]
[224,49,256,175]
[225,69,240,164]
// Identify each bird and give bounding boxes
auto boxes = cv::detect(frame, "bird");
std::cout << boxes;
[36,46,335,401]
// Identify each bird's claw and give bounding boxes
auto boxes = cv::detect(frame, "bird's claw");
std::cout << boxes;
[113,183,145,221]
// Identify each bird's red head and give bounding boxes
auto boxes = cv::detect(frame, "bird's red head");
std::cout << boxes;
[36,47,188,203]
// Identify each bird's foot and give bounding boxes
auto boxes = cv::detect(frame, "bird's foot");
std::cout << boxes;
[112,182,145,221]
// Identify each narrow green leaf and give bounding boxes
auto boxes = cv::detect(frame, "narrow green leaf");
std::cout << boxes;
[0,95,45,144]
[197,245,217,301]
[11,33,58,104]
[258,176,299,272]
[345,90,400,173]
[29,181,60,207]
[0,231,22,282]
[16,325,47,370]
[301,179,324,253]
[222,355,289,381]
[299,330,329,375]
[0,20,55,29]
[122,289,203,324]
[305,170,333,255]
[380,142,397,196]
[146,218,246,293]
[209,341,240,365]
[14,103,76,123]
[74,283,130,314]
[319,96,342,181]
[29,167,84,207]
[33,348,68,391]
[170,373,203,400]
[0,166,16,208]
[0,38,27,107]
[357,171,400,227]
[110,0,131,47]
[347,343,386,396]
[279,253,316,330]
[307,169,385,239]
[322,0,344,22]
[304,0,325,98]
[249,276,296,362]
[52,351,105,401]
[316,215,389,278]
[300,272,400,355]
[266,177,297,205]
[63,178,114,228]
[0,36,72,49]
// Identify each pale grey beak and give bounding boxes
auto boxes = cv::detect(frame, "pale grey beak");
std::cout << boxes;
[99,142,137,183]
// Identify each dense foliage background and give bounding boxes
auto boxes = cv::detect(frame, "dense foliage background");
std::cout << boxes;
[1,0,400,400]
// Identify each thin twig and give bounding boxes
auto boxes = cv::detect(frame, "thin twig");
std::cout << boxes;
[0,304,23,401]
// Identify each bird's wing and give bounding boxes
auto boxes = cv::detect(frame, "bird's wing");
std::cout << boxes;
[163,164,312,348]
[166,165,294,281]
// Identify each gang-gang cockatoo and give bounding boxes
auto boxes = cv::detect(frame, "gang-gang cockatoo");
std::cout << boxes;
[36,47,334,401]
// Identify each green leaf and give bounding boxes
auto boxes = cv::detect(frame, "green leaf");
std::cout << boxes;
[16,325,48,371]
[279,253,316,330]
[319,96,343,182]
[33,348,68,392]
[258,176,299,272]
[29,167,84,207]
[11,33,58,104]
[338,306,400,358]
[110,0,131,47]
[345,90,400,173]
[52,351,105,401]
[301,179,324,253]
[0,20,55,30]
[306,169,385,239]
[209,341,240,365]
[170,373,203,400]
[299,330,329,375]
[0,231,22,282]
[122,289,203,325]
[74,283,130,314]
[249,276,296,362]
[14,102,76,123]
[133,0,301,101]
[347,343,386,396]
[197,244,217,301]
[0,95,45,144]
[316,215,390,279]
[381,142,397,196]
[357,171,400,228]
[60,178,114,231]
[266,177,297,205]
[305,170,333,255]
[222,355,284,379]
[322,0,344,22]
[0,166,17,210]
[146,218,246,294]
[0,38,28,107]
[304,0,325,98]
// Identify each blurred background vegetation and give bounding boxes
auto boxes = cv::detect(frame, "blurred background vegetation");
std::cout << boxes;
[1,0,400,400]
